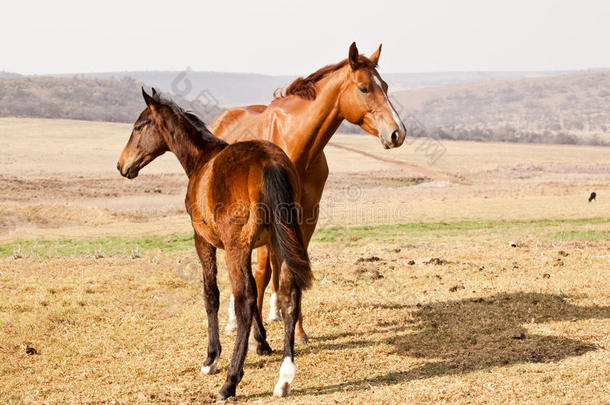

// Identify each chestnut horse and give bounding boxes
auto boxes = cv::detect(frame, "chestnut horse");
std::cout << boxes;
[117,89,312,399]
[210,42,406,342]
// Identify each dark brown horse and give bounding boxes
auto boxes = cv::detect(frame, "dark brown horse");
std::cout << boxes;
[210,42,406,342]
[117,89,312,399]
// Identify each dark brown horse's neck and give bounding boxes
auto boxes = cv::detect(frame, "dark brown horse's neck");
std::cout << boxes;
[289,69,347,173]
[161,112,225,178]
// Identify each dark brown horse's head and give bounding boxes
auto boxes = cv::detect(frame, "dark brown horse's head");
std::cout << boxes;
[339,42,406,149]
[117,88,169,179]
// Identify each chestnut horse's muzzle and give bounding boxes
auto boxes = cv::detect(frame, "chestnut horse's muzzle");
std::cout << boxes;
[117,161,139,179]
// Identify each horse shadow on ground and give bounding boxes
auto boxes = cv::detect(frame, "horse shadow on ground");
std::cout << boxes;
[244,292,609,398]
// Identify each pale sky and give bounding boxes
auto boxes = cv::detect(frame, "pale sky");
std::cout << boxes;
[3,0,609,75]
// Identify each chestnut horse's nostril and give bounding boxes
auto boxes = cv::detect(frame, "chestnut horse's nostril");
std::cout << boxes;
[116,162,122,173]
[391,130,399,144]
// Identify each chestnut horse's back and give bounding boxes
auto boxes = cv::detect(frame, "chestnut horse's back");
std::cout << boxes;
[208,105,266,143]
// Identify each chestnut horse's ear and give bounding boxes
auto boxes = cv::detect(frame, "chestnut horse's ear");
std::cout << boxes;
[348,42,359,70]
[151,87,158,98]
[142,87,156,107]
[369,43,382,67]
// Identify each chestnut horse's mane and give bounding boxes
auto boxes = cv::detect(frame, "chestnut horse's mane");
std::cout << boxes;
[276,55,376,101]
[152,92,226,145]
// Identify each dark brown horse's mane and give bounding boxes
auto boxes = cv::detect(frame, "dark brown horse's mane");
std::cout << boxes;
[276,55,376,101]
[152,92,226,145]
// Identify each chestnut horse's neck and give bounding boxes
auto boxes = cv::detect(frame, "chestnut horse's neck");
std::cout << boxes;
[282,67,348,172]
[159,108,226,178]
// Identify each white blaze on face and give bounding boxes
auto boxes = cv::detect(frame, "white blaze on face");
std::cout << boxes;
[373,74,406,134]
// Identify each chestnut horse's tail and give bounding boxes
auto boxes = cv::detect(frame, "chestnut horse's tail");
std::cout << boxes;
[263,165,313,290]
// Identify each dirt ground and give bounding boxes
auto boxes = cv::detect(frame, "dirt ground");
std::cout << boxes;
[0,118,609,404]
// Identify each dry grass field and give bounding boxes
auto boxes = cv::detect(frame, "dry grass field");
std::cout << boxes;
[0,118,609,404]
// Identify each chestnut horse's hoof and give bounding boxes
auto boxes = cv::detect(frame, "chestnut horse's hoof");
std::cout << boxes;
[295,334,309,345]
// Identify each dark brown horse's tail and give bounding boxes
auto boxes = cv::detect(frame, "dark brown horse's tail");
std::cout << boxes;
[263,165,313,290]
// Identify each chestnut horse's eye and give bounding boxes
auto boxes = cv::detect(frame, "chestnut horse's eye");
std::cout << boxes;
[359,86,369,94]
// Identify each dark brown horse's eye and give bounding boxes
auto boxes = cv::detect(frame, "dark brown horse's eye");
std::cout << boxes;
[134,120,151,131]
[359,86,369,94]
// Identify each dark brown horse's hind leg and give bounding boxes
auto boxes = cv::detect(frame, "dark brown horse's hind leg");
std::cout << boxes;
[217,246,258,400]
[250,302,272,355]
[273,263,301,397]
[195,234,222,375]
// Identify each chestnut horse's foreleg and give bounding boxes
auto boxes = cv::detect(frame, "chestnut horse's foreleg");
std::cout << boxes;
[253,247,278,321]
[217,245,257,400]
[263,247,282,322]
[273,263,301,397]
[194,234,222,375]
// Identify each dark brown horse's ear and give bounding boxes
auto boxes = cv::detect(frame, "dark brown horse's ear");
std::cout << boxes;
[369,43,382,67]
[142,87,156,107]
[348,42,359,71]
[151,88,158,98]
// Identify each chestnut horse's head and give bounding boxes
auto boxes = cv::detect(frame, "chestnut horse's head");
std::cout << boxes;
[339,42,406,149]
[117,88,169,179]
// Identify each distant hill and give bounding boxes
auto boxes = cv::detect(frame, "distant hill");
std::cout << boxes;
[390,71,610,145]
[74,70,573,107]
[0,76,222,123]
[1,70,608,145]
[0,72,21,79]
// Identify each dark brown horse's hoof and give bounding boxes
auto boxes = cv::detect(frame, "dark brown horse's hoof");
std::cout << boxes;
[216,385,235,402]
[257,341,273,355]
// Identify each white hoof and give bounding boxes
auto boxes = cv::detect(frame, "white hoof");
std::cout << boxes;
[273,357,295,397]
[267,293,282,322]
[201,359,218,374]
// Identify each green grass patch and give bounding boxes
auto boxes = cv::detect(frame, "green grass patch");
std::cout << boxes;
[1,217,607,258]
[312,217,609,243]
[2,234,194,259]
[547,230,610,241]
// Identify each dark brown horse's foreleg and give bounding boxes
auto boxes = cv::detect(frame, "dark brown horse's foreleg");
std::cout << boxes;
[194,234,221,375]
[273,264,301,397]
[217,246,257,400]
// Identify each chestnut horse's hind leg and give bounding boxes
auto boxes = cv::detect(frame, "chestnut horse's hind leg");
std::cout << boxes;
[217,245,258,400]
[261,247,282,322]
[194,234,222,375]
[273,263,301,397]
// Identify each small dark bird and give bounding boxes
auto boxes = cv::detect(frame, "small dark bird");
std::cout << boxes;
[588,192,597,202]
